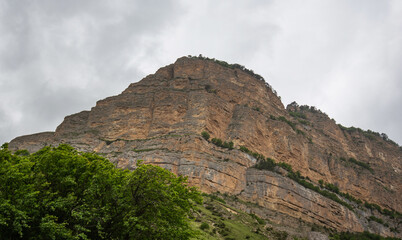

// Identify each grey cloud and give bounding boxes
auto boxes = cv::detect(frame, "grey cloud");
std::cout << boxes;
[0,0,401,145]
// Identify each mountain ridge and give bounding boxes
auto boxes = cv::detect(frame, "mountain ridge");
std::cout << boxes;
[9,56,402,237]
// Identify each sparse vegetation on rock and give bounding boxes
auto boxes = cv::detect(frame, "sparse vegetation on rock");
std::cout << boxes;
[339,157,374,173]
[210,138,234,150]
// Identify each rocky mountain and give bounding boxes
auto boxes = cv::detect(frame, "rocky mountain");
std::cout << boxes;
[10,56,402,238]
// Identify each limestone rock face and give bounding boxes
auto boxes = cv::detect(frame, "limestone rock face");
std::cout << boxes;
[10,57,401,237]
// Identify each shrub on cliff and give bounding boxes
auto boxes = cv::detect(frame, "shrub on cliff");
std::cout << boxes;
[211,138,234,150]
[239,145,251,154]
[277,162,293,172]
[211,138,223,146]
[348,157,373,173]
[254,158,276,171]
[278,116,297,131]
[0,144,201,239]
[201,131,210,140]
[289,111,307,119]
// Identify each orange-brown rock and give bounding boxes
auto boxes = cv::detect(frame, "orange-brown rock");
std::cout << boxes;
[10,57,401,237]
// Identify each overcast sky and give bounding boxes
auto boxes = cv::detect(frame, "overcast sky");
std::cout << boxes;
[1,0,401,145]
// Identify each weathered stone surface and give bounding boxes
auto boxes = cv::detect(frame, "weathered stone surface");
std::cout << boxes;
[242,168,363,231]
[9,57,402,237]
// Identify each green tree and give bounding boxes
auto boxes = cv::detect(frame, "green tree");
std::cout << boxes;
[0,144,201,239]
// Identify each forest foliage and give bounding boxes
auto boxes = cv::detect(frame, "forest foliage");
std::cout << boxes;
[0,143,201,240]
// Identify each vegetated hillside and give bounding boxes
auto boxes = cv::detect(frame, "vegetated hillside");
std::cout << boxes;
[9,56,402,238]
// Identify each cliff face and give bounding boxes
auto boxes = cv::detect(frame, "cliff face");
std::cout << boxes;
[10,57,401,237]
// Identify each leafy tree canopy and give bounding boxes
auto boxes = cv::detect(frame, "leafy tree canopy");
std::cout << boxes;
[0,144,201,239]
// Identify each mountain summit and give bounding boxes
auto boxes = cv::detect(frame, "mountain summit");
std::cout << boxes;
[10,56,402,237]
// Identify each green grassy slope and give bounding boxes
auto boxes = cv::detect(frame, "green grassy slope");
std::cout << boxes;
[190,194,300,240]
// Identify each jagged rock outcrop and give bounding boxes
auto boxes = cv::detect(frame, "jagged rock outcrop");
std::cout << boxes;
[10,57,402,237]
